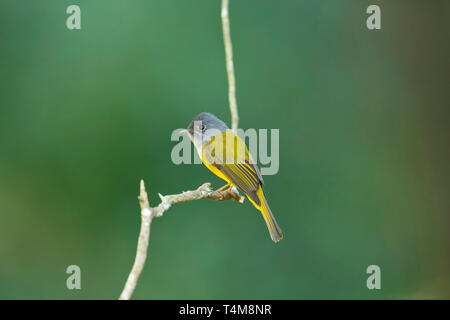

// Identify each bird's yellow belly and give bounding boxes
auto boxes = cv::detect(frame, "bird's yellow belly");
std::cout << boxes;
[202,158,231,184]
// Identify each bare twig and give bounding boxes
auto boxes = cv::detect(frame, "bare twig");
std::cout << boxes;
[119,181,243,299]
[119,180,152,300]
[221,0,239,130]
[119,0,242,300]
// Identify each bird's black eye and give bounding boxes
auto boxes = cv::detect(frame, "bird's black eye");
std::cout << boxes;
[200,124,206,132]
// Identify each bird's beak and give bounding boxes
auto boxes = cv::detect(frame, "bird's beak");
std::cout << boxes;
[179,129,188,135]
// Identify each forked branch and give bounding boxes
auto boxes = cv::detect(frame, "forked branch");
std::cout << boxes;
[119,181,243,300]
[119,0,241,300]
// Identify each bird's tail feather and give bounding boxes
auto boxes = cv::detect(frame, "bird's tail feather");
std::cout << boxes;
[257,189,283,243]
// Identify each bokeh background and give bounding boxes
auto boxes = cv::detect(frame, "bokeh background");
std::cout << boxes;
[0,0,448,299]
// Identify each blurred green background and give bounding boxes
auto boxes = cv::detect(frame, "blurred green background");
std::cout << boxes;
[0,0,448,299]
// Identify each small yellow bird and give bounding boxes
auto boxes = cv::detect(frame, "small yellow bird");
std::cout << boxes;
[184,112,283,242]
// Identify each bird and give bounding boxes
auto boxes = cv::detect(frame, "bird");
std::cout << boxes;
[182,112,283,242]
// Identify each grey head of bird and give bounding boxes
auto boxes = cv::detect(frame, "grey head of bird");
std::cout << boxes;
[185,112,228,148]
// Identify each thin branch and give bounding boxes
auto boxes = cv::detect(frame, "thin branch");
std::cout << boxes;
[119,181,243,300]
[119,0,242,300]
[119,180,152,300]
[221,0,239,130]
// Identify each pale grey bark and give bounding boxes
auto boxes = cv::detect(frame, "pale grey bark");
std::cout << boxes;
[119,0,241,300]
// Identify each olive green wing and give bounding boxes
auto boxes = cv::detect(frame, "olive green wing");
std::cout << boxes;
[203,130,263,206]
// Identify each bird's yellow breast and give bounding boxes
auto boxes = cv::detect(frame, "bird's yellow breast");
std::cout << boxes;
[201,154,230,183]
